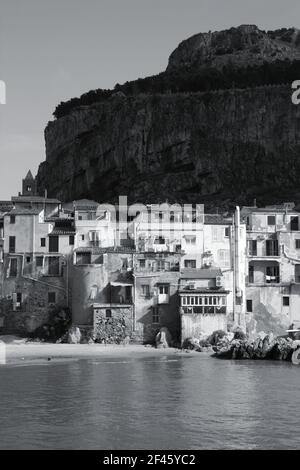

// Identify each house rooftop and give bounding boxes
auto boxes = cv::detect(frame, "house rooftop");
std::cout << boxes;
[204,214,233,225]
[12,196,61,204]
[73,199,100,209]
[6,208,41,216]
[0,201,14,212]
[242,203,299,213]
[74,246,136,254]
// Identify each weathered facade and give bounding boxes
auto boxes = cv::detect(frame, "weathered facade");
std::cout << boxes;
[72,248,134,341]
[0,173,74,334]
[242,203,300,336]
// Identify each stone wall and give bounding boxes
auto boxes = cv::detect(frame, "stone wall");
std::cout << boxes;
[0,276,67,335]
[93,306,133,343]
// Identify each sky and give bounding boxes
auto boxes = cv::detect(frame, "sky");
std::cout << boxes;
[0,0,300,199]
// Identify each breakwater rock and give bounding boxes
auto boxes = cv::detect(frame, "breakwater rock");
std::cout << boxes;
[213,333,300,361]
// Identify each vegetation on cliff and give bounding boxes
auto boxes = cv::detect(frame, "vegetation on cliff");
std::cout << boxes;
[53,25,300,119]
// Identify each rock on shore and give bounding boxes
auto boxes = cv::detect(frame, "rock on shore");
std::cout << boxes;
[183,329,300,362]
[213,332,297,361]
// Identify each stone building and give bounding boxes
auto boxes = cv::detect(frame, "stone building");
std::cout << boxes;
[133,251,182,343]
[179,268,228,340]
[0,176,74,334]
[71,247,134,341]
[242,203,300,335]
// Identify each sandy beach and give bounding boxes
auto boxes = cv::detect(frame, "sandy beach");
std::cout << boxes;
[0,336,201,365]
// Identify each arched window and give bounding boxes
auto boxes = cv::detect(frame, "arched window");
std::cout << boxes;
[106,309,112,318]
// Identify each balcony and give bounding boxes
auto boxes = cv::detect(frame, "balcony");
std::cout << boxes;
[158,293,169,304]
[135,263,180,273]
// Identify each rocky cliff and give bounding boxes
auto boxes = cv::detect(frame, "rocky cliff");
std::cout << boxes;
[36,25,300,210]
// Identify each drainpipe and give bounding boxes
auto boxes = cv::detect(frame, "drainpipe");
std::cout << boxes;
[32,214,35,256]
[235,206,241,296]
[232,214,236,324]
[132,253,135,329]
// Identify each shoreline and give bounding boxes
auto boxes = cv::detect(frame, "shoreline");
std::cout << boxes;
[0,340,204,365]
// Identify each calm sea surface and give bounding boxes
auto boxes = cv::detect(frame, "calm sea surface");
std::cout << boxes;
[0,354,299,449]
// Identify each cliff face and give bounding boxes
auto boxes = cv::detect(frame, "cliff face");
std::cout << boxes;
[37,25,300,209]
[167,25,300,71]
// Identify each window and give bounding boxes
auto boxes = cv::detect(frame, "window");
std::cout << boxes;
[183,295,227,314]
[212,227,221,242]
[296,239,300,249]
[141,285,150,297]
[159,285,169,295]
[9,258,18,277]
[9,236,16,253]
[125,286,132,303]
[41,238,46,247]
[283,296,290,307]
[266,239,279,256]
[266,265,280,283]
[48,257,60,276]
[89,231,100,246]
[154,236,165,245]
[106,309,112,318]
[248,265,254,283]
[225,227,230,237]
[139,259,146,268]
[76,252,91,265]
[36,256,43,267]
[26,185,32,192]
[246,300,253,313]
[17,293,22,302]
[295,265,300,283]
[10,215,15,224]
[248,240,257,256]
[152,307,160,324]
[15,293,22,311]
[48,292,56,304]
[184,259,196,268]
[49,236,59,253]
[291,216,299,231]
[156,260,165,271]
[81,235,85,241]
[26,256,31,263]
[69,235,75,246]
[218,249,230,268]
[267,215,276,226]
[184,236,196,245]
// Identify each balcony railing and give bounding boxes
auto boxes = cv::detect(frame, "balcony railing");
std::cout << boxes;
[248,249,279,257]
[135,264,180,273]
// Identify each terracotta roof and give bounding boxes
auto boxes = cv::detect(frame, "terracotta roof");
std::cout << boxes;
[50,228,76,236]
[179,288,229,294]
[6,208,41,216]
[180,268,222,279]
[74,246,136,254]
[11,196,61,204]
[204,214,233,225]
[73,199,100,209]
